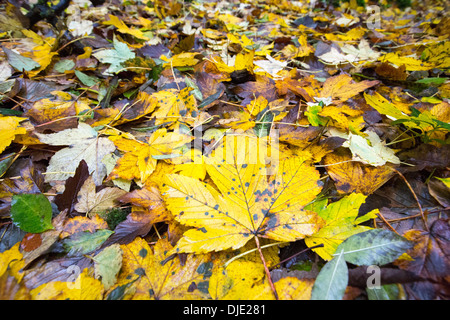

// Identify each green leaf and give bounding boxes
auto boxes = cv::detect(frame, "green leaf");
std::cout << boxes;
[10,194,53,233]
[335,229,413,266]
[94,244,123,290]
[75,70,99,87]
[311,249,348,300]
[0,154,14,178]
[2,46,40,72]
[184,76,203,101]
[92,36,135,74]
[253,107,273,138]
[54,59,75,73]
[62,229,114,257]
[367,284,400,300]
[415,77,447,85]
[197,88,223,109]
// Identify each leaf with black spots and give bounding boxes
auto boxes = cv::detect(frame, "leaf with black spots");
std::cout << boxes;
[163,134,323,254]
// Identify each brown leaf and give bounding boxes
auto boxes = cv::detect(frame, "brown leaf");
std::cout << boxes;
[395,219,450,299]
[60,214,108,238]
[73,176,127,216]
[320,74,379,104]
[54,160,89,215]
[118,183,169,223]
[399,144,450,172]
[232,75,279,106]
[323,148,395,195]
[102,211,153,245]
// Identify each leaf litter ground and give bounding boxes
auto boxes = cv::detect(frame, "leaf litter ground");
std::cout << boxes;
[0,0,449,300]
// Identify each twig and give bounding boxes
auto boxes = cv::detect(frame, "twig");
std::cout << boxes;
[391,168,428,231]
[224,241,285,268]
[254,236,278,300]
[376,210,401,236]
[270,243,324,270]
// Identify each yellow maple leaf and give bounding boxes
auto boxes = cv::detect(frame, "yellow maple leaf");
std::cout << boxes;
[0,243,24,281]
[209,259,313,300]
[0,116,26,154]
[323,26,366,42]
[149,87,198,127]
[103,14,149,40]
[21,29,57,77]
[379,52,434,71]
[116,237,211,300]
[319,73,379,104]
[163,52,201,68]
[163,135,323,254]
[304,193,377,261]
[30,269,104,300]
[110,128,193,182]
[319,105,365,133]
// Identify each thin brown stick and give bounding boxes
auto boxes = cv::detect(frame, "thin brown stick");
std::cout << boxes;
[392,168,429,231]
[270,243,324,270]
[376,210,401,236]
[254,236,278,300]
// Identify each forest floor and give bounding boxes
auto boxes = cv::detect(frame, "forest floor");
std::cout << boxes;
[0,0,449,301]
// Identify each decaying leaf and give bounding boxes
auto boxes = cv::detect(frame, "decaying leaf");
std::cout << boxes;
[35,123,115,185]
[163,135,323,254]
[305,193,376,261]
[110,128,193,183]
[116,237,211,299]
[74,176,126,216]
[0,0,448,302]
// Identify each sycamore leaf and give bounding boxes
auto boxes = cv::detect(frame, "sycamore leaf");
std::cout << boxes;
[322,148,395,195]
[163,135,323,254]
[110,128,193,183]
[92,36,135,74]
[149,87,198,127]
[209,260,273,300]
[104,14,149,40]
[74,176,127,216]
[0,243,24,281]
[116,237,211,300]
[35,123,115,185]
[30,269,104,300]
[304,193,376,261]
[343,130,401,166]
[0,116,26,154]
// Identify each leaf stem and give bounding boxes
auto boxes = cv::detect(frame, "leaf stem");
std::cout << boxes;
[224,241,285,268]
[254,236,279,300]
[391,168,428,231]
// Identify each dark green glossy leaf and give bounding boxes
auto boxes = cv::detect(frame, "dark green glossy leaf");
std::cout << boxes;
[10,194,53,233]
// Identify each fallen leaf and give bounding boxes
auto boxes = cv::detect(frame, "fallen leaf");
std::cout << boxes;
[305,193,376,260]
[35,123,115,185]
[163,135,323,254]
[116,237,212,299]
[74,176,126,216]
[30,269,104,300]
[0,116,26,154]
[92,36,135,74]
[93,244,123,290]
[323,148,396,195]
[110,128,193,182]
